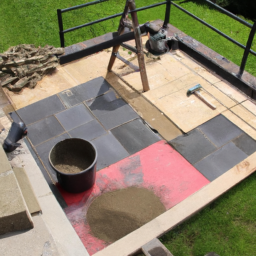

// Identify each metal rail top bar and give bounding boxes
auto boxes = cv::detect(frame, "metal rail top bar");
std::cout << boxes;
[171,1,256,57]
[61,0,109,13]
[204,0,253,28]
[63,1,167,33]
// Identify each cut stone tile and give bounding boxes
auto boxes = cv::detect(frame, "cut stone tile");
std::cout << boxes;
[198,114,243,147]
[0,145,12,175]
[17,95,65,125]
[232,133,256,156]
[0,171,33,235]
[169,129,217,164]
[27,116,65,146]
[13,167,41,214]
[55,104,94,131]
[194,142,247,181]
[142,238,174,256]
[241,100,256,114]
[69,119,106,141]
[35,133,70,182]
[58,77,111,108]
[111,119,161,155]
[222,110,256,140]
[91,132,129,170]
[87,91,138,130]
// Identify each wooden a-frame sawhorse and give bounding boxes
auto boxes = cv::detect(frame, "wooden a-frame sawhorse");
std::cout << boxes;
[107,0,150,92]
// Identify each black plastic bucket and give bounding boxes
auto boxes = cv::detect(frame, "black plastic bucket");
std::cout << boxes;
[49,138,97,193]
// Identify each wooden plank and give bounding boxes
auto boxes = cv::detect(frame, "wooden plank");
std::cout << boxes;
[154,87,226,133]
[242,100,256,115]
[231,104,256,129]
[222,110,256,140]
[93,152,256,256]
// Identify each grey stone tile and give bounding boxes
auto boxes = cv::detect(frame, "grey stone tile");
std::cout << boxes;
[232,133,256,156]
[91,132,129,171]
[194,142,248,181]
[87,91,139,130]
[111,119,161,155]
[35,133,70,182]
[55,104,94,131]
[169,129,217,164]
[198,115,243,147]
[58,77,111,108]
[27,116,65,146]
[69,119,107,141]
[17,95,65,125]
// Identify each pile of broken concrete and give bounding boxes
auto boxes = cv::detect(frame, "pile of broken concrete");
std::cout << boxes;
[0,44,64,92]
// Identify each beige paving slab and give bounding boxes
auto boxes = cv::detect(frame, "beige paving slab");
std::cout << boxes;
[3,66,78,110]
[214,81,248,103]
[0,145,12,175]
[241,100,256,115]
[222,110,256,140]
[231,104,256,129]
[106,72,182,141]
[0,215,59,256]
[94,152,256,256]
[0,171,33,235]
[154,87,226,133]
[13,167,41,214]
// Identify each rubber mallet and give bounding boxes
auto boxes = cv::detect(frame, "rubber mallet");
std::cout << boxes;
[187,84,216,110]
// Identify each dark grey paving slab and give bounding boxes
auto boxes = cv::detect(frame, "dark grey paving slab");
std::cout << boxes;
[58,77,111,108]
[87,91,139,130]
[35,133,70,182]
[69,119,106,141]
[232,133,256,156]
[91,132,129,171]
[27,116,65,146]
[55,104,94,131]
[198,115,243,147]
[111,119,161,155]
[194,142,248,181]
[17,95,65,125]
[169,128,217,165]
[9,111,22,123]
[24,138,67,208]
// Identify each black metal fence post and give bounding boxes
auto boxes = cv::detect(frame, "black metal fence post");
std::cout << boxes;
[163,0,171,28]
[238,21,256,78]
[57,9,65,47]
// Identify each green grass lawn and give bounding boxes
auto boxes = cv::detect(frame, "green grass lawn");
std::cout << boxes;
[1,1,256,255]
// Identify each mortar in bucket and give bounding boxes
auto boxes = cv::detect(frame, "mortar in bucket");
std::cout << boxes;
[49,138,97,193]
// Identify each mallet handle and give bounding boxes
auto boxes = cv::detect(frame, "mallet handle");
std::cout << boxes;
[194,91,216,110]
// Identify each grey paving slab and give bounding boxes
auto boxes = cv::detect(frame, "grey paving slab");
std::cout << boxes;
[194,142,248,181]
[111,119,161,155]
[24,138,67,208]
[169,129,217,164]
[35,133,70,183]
[87,91,139,130]
[17,95,65,125]
[9,111,22,123]
[91,132,129,171]
[58,77,111,108]
[232,133,256,156]
[55,104,94,131]
[198,114,243,147]
[27,116,65,146]
[69,119,106,141]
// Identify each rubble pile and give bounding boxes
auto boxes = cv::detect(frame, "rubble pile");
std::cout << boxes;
[0,44,64,92]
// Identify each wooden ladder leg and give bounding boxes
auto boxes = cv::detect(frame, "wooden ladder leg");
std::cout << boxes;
[128,0,150,92]
[107,0,129,72]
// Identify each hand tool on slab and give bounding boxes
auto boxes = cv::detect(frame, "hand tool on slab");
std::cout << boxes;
[187,84,216,110]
